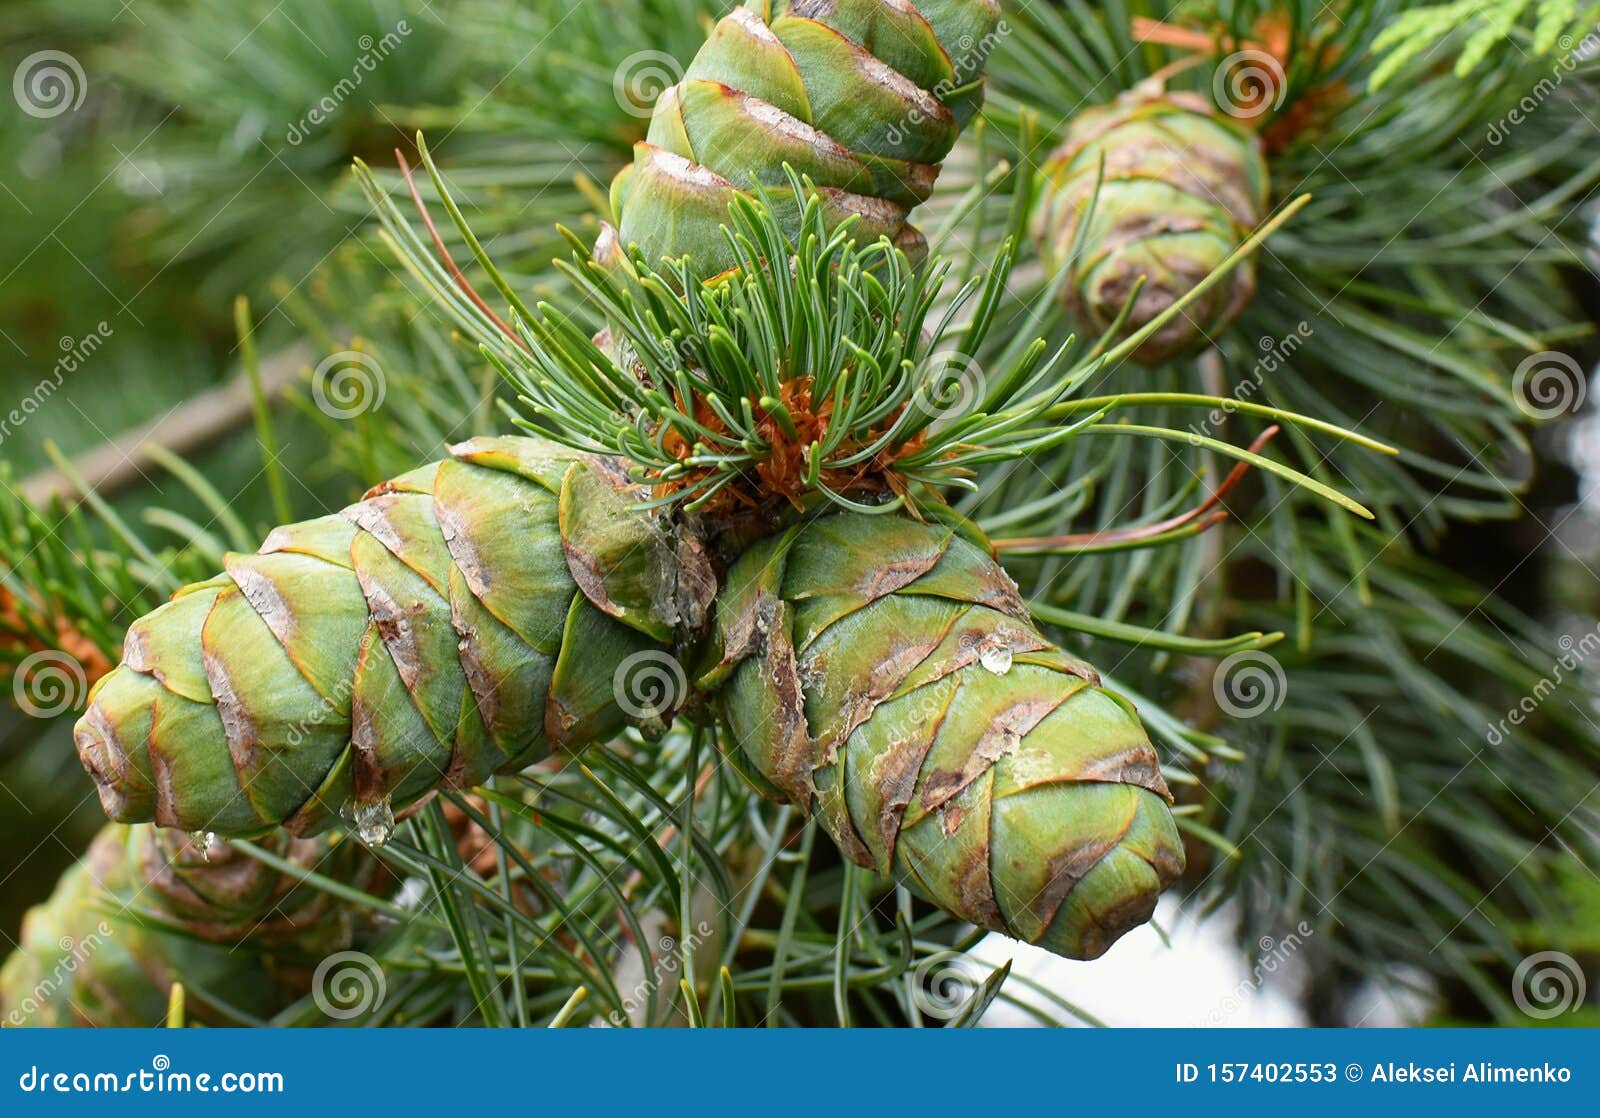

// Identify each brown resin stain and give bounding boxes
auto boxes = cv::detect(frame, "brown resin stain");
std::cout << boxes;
[949,833,1007,931]
[815,630,945,766]
[761,625,816,808]
[348,691,389,805]
[226,562,296,646]
[562,540,619,618]
[432,499,491,599]
[202,648,259,782]
[356,573,426,692]
[453,615,501,741]
[854,551,942,602]
[147,737,182,830]
[874,726,941,867]
[919,696,1060,812]
[1031,833,1122,935]
[543,692,580,754]
[1077,744,1172,802]
[74,705,132,819]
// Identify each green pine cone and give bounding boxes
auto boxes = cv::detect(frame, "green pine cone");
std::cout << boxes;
[73,436,1183,960]
[1034,89,1269,365]
[611,0,1000,275]
[701,513,1184,960]
[1,825,362,1026]
[74,437,700,839]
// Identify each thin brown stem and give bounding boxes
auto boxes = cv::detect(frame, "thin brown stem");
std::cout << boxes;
[394,149,529,353]
[994,424,1280,553]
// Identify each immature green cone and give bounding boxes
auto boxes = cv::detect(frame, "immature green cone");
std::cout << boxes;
[74,437,705,839]
[1034,89,1268,365]
[610,0,1000,275]
[702,513,1184,960]
[1,824,363,1026]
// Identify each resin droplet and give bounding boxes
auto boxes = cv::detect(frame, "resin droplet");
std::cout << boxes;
[978,643,1013,675]
[353,798,395,846]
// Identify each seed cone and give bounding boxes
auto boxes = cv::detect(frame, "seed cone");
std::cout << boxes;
[611,0,999,275]
[702,513,1184,960]
[72,435,1184,959]
[1034,89,1269,365]
[74,437,698,838]
[1,825,364,1026]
